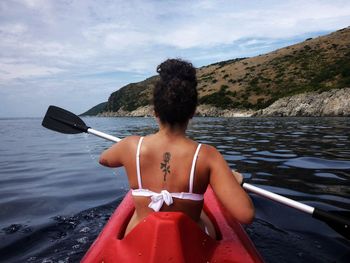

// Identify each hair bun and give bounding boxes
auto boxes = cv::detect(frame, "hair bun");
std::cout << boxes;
[153,59,198,125]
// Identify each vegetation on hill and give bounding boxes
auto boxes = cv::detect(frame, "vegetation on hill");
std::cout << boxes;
[195,27,350,110]
[85,27,350,115]
[81,102,107,116]
[105,76,158,112]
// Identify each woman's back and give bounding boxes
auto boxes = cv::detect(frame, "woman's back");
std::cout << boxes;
[122,134,210,223]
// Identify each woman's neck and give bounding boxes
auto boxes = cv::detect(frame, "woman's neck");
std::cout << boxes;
[157,122,188,138]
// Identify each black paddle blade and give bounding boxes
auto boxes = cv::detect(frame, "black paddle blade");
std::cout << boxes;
[313,208,350,240]
[42,105,89,134]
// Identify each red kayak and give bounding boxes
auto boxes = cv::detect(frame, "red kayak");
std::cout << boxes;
[81,186,264,263]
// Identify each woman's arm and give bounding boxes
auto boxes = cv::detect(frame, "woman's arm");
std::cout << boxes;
[206,145,255,224]
[231,170,244,185]
[99,142,123,167]
[99,136,138,168]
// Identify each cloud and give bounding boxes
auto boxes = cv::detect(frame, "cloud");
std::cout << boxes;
[155,1,350,48]
[20,0,49,9]
[1,0,350,117]
[0,62,64,81]
[84,23,153,51]
[0,23,27,35]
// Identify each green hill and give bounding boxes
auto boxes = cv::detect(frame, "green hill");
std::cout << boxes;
[85,27,350,115]
[105,76,158,112]
[81,102,107,116]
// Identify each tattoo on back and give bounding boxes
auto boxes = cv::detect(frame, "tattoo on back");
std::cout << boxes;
[160,152,171,181]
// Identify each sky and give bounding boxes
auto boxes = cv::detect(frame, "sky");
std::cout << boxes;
[1,0,350,117]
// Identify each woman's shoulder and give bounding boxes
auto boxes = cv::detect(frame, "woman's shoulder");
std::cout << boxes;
[122,135,142,142]
[119,135,144,145]
[197,143,222,164]
[198,143,219,155]
[108,136,142,154]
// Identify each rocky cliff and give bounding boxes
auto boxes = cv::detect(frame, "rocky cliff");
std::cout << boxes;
[255,88,350,116]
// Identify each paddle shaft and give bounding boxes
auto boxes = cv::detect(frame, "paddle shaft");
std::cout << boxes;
[88,128,120,143]
[90,128,316,216]
[87,128,317,216]
[243,183,314,214]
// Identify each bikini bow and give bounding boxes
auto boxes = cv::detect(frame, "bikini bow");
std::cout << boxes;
[148,190,174,211]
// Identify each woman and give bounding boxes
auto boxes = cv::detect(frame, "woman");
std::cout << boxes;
[99,58,254,238]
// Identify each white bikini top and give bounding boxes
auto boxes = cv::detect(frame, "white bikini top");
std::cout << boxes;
[131,137,204,212]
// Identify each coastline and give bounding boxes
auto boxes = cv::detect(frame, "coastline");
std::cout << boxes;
[97,105,256,118]
[96,88,350,118]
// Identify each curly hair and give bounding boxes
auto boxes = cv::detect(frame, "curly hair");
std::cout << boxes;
[153,59,198,125]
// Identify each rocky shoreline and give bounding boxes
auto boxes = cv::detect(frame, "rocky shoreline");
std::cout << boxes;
[97,88,350,118]
[98,105,154,117]
[254,87,350,117]
[97,105,256,118]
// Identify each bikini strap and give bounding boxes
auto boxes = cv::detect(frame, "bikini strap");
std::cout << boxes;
[189,144,202,193]
[136,136,144,189]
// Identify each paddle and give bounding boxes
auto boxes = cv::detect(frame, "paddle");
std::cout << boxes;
[42,105,120,142]
[42,105,350,240]
[243,184,349,240]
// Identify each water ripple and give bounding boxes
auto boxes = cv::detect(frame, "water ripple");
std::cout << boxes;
[255,151,297,158]
[284,157,350,169]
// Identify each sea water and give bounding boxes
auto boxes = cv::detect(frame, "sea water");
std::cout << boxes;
[0,117,349,262]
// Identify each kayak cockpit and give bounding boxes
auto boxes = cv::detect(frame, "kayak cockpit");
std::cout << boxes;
[81,187,264,263]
